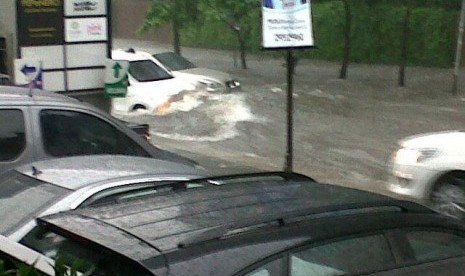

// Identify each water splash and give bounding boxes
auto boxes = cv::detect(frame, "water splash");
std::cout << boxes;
[153,92,260,142]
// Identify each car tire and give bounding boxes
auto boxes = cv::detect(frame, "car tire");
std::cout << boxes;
[431,173,465,220]
[132,104,147,112]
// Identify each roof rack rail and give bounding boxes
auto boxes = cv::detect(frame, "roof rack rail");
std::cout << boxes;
[177,200,432,249]
[199,171,316,186]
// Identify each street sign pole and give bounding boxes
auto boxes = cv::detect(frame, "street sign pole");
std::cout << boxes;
[284,50,294,173]
[262,0,314,173]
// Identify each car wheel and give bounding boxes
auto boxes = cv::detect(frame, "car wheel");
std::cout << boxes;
[132,104,146,112]
[431,175,465,220]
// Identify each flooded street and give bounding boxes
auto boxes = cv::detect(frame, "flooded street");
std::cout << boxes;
[113,39,465,196]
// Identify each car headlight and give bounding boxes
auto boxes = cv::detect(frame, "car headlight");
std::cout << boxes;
[393,148,438,165]
[197,79,224,92]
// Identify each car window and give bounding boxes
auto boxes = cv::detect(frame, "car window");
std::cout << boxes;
[243,234,395,276]
[0,170,69,236]
[0,109,26,161]
[366,255,465,276]
[20,227,152,276]
[405,231,465,262]
[153,52,196,71]
[129,60,173,82]
[246,258,286,276]
[40,110,150,158]
[290,234,395,275]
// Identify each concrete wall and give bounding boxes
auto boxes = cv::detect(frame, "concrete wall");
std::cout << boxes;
[0,0,18,77]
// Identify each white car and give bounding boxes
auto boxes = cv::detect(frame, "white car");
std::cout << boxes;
[0,234,54,275]
[152,51,240,93]
[1,155,207,242]
[390,130,465,218]
[111,49,195,113]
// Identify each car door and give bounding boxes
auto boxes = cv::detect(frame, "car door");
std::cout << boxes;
[0,107,34,174]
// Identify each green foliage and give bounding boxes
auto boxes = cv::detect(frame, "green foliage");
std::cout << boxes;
[0,256,95,276]
[0,259,14,276]
[139,0,200,34]
[179,0,460,68]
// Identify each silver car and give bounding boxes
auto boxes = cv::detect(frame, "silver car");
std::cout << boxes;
[152,51,241,92]
[0,86,197,173]
[0,155,208,242]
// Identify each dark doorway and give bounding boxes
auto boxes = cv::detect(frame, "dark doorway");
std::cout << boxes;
[0,38,7,74]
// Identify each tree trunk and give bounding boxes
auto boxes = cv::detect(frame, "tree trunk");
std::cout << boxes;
[339,0,351,79]
[453,0,465,95]
[399,4,411,87]
[236,30,247,69]
[172,16,181,55]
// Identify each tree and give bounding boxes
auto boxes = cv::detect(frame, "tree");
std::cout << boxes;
[339,0,352,79]
[453,0,465,94]
[139,0,200,55]
[398,1,411,87]
[199,0,261,69]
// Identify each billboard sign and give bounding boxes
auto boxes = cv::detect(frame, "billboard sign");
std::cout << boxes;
[65,0,107,16]
[14,59,44,89]
[16,0,64,46]
[262,0,314,49]
[65,17,108,42]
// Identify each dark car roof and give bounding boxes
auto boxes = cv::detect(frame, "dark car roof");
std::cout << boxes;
[39,175,434,261]
[15,155,208,190]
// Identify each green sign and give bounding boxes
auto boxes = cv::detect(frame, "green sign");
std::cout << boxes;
[104,60,129,98]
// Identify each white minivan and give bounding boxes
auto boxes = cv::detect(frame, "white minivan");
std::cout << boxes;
[111,49,195,114]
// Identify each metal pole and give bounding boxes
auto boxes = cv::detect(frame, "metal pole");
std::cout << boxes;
[284,49,294,173]
[453,0,465,95]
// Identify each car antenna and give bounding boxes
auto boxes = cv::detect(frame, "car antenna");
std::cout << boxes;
[32,166,42,176]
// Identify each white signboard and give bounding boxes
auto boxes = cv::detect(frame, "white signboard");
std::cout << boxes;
[262,0,314,49]
[65,17,108,42]
[65,0,107,16]
[14,59,43,89]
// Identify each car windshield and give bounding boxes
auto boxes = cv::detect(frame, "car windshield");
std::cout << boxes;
[153,52,196,71]
[129,60,173,82]
[0,170,69,236]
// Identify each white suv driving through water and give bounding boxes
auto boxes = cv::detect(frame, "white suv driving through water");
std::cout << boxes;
[111,49,195,114]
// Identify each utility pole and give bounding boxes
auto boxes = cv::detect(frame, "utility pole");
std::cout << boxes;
[452,0,465,95]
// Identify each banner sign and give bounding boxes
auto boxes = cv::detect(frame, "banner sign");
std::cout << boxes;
[65,0,107,16]
[14,59,44,89]
[16,0,64,46]
[65,17,108,42]
[262,0,314,49]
